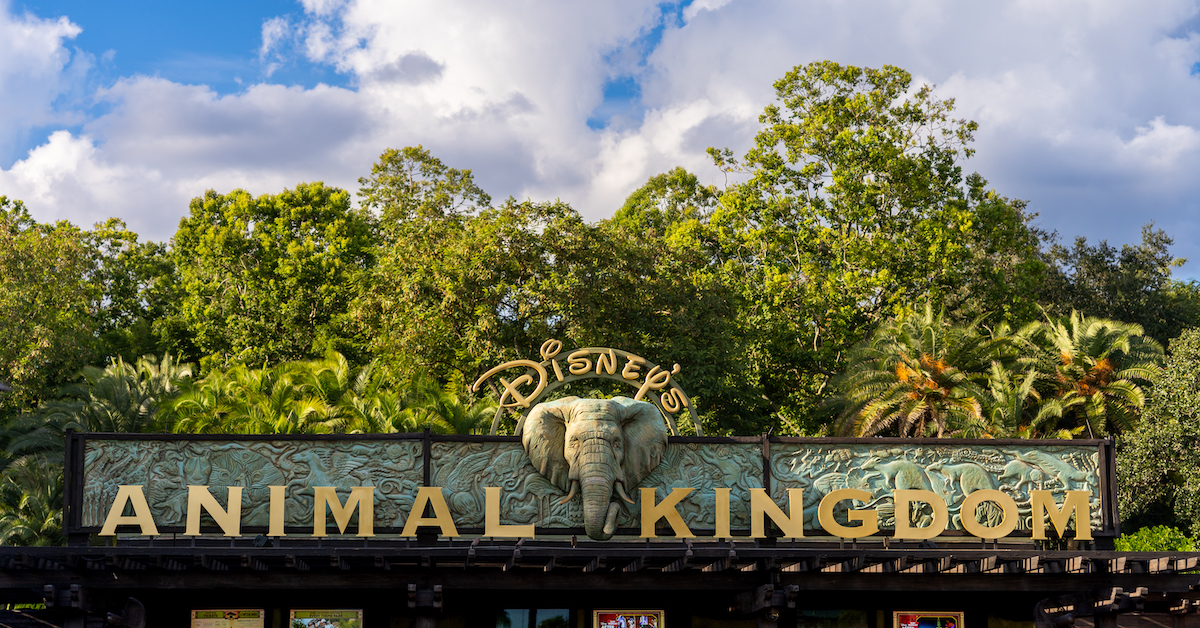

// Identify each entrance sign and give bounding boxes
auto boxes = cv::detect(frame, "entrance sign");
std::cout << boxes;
[67,345,1113,542]
[68,433,1114,542]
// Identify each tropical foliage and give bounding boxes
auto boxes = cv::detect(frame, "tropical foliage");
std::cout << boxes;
[831,307,1161,440]
[1,60,1198,544]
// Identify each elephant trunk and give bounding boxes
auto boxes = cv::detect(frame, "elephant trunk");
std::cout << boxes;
[578,441,619,541]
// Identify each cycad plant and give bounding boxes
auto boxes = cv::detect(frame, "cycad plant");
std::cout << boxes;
[1042,311,1162,437]
[979,362,1078,439]
[832,303,1007,437]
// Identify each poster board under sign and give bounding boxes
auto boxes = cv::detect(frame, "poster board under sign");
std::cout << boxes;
[594,610,663,628]
[893,611,963,628]
[191,610,264,628]
[290,610,362,628]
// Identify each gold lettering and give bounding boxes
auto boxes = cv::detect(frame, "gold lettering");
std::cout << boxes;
[484,487,534,538]
[639,487,695,538]
[595,349,618,375]
[498,374,534,409]
[891,490,948,540]
[714,488,732,538]
[960,489,1018,539]
[184,485,243,537]
[401,487,460,537]
[268,485,286,536]
[749,488,805,539]
[470,359,548,407]
[621,356,646,380]
[539,339,563,360]
[313,486,375,537]
[567,350,592,375]
[818,488,878,539]
[661,389,682,413]
[1031,490,1093,540]
[634,365,672,400]
[551,359,564,382]
[99,485,159,536]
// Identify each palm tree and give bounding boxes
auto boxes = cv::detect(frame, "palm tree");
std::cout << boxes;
[170,352,419,435]
[6,354,192,458]
[832,303,1008,437]
[978,362,1078,439]
[422,384,497,435]
[1042,311,1162,437]
[0,456,63,546]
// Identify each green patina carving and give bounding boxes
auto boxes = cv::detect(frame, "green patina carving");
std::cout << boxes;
[770,443,1103,532]
[82,440,423,528]
[79,423,1106,538]
[429,441,581,528]
[428,440,763,533]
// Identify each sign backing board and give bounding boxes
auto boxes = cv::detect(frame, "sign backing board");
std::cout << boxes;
[594,610,663,628]
[64,432,1117,539]
[191,610,264,628]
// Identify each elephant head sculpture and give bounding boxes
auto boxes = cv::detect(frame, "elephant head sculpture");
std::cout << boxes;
[518,396,669,540]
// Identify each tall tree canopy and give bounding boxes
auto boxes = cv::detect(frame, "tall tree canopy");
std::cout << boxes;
[169,183,375,369]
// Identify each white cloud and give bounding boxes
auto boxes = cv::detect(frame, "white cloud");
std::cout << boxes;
[0,0,84,163]
[0,130,178,234]
[2,0,1200,274]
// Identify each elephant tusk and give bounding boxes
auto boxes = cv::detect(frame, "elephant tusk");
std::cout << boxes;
[558,480,580,505]
[615,481,635,504]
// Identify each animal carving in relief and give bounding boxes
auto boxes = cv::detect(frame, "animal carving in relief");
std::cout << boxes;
[1016,451,1095,491]
[926,461,997,498]
[860,458,933,492]
[997,459,1045,494]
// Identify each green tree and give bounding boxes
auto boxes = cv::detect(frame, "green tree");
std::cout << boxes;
[943,174,1051,324]
[169,183,375,368]
[1118,328,1200,534]
[167,352,420,434]
[357,145,491,230]
[1041,224,1200,345]
[980,362,1075,439]
[699,61,1029,432]
[0,198,102,416]
[359,154,749,433]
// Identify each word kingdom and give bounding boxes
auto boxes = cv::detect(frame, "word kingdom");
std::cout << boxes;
[99,484,1093,541]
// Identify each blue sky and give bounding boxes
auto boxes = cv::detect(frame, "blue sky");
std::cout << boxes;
[2,0,1200,278]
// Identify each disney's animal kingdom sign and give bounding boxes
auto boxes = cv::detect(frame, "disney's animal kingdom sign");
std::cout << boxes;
[64,345,1116,543]
[68,431,1115,543]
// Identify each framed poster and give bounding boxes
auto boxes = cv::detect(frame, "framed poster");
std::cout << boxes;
[893,612,963,628]
[191,610,265,628]
[290,610,363,628]
[593,610,663,628]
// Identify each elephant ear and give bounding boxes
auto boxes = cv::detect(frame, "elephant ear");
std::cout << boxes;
[518,396,577,492]
[612,396,669,488]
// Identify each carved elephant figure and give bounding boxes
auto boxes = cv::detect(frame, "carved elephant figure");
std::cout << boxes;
[518,396,669,541]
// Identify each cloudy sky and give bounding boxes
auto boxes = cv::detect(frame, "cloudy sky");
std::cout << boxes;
[2,0,1199,273]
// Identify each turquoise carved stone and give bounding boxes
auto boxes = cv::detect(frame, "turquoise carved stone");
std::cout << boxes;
[82,440,423,528]
[770,442,1103,533]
